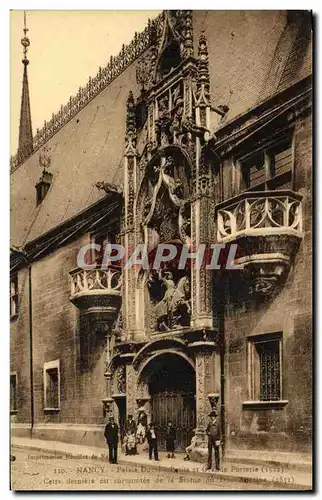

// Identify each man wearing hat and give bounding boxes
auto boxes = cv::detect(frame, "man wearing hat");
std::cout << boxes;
[206,410,221,471]
[104,416,119,464]
[146,422,160,461]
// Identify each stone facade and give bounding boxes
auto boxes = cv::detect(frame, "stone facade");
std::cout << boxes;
[11,10,312,458]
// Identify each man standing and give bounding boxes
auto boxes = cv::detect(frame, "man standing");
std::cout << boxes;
[165,420,176,458]
[104,416,119,464]
[206,410,221,471]
[147,422,159,461]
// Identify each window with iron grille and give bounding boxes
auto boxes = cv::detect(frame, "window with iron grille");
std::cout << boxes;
[240,137,293,192]
[43,360,60,410]
[248,333,282,402]
[10,274,19,319]
[10,373,17,412]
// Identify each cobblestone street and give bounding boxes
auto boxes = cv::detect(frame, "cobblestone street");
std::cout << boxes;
[11,447,283,491]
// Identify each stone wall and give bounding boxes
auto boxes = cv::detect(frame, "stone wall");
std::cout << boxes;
[11,233,108,445]
[223,112,312,452]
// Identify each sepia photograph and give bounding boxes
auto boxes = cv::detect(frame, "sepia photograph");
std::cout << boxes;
[9,8,312,491]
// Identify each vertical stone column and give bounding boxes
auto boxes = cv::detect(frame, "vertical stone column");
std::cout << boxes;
[189,342,219,447]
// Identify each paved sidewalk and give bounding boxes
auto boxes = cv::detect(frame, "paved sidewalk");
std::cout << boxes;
[224,448,312,471]
[11,437,312,490]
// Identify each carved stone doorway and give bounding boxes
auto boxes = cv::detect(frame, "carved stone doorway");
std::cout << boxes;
[148,353,196,451]
[117,397,126,444]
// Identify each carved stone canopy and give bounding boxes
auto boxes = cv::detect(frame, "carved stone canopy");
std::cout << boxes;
[136,11,193,92]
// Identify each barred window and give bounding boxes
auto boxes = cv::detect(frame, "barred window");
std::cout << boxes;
[241,137,293,192]
[10,274,19,319]
[10,373,17,412]
[43,360,60,410]
[248,334,282,402]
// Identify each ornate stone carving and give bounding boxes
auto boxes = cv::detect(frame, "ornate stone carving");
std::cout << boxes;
[196,353,206,429]
[155,97,172,147]
[208,393,220,412]
[141,150,191,246]
[196,31,210,110]
[95,181,122,195]
[115,365,126,393]
[69,267,122,328]
[125,364,137,416]
[148,270,191,331]
[182,11,194,58]
[216,191,303,295]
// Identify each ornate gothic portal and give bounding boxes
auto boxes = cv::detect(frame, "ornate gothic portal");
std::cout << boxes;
[108,11,223,459]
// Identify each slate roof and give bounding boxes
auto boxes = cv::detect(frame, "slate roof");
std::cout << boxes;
[197,10,312,125]
[10,59,140,247]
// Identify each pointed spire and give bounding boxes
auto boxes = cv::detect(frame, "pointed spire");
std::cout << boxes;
[196,31,210,107]
[183,11,194,58]
[125,91,136,139]
[18,11,33,160]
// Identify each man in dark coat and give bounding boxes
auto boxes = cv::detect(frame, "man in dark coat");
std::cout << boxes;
[146,422,159,461]
[165,420,177,458]
[206,410,221,471]
[104,416,119,464]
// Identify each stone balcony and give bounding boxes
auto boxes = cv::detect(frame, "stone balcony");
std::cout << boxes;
[216,190,303,294]
[69,266,122,327]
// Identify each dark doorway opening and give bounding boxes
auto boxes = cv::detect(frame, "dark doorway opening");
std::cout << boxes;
[116,398,126,444]
[149,353,196,451]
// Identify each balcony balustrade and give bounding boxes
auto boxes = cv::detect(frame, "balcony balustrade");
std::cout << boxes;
[215,190,303,294]
[69,266,122,326]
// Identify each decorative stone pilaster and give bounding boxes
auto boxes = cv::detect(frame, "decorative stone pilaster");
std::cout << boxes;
[189,341,220,451]
[125,359,137,417]
[190,32,214,329]
[123,91,139,338]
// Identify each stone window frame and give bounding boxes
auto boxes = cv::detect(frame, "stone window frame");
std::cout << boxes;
[89,230,118,266]
[10,273,19,321]
[43,359,60,412]
[236,133,294,193]
[10,371,18,414]
[243,332,288,410]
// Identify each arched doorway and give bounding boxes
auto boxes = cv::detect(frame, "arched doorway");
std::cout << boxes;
[147,353,196,451]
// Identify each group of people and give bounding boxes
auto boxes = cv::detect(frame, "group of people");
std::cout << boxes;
[104,414,178,464]
[104,410,221,471]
